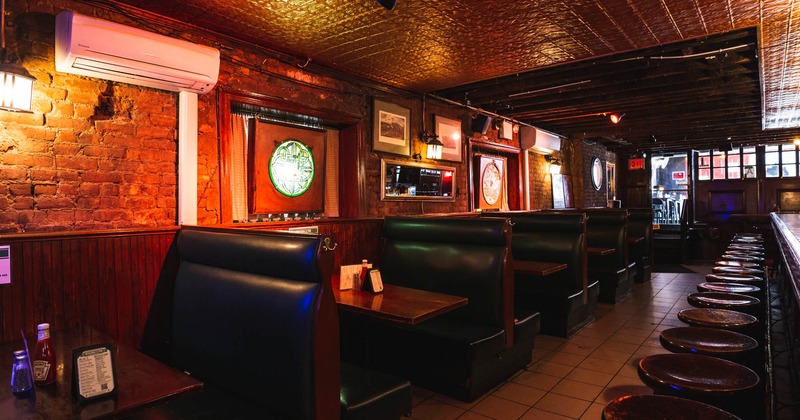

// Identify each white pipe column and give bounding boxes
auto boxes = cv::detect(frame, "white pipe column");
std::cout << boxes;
[178,91,198,225]
[523,151,531,210]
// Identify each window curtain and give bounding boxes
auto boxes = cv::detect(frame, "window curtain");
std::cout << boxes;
[324,128,339,217]
[230,114,249,221]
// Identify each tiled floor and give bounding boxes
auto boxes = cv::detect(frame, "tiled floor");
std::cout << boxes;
[404,269,712,420]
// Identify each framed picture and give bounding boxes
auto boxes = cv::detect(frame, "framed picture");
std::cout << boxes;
[373,99,411,156]
[435,115,462,162]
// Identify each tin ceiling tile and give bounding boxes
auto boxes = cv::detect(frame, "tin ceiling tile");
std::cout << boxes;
[113,0,800,145]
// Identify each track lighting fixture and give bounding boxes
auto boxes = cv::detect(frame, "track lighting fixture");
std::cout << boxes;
[609,113,624,124]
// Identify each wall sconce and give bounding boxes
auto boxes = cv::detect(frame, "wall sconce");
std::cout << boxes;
[544,155,561,174]
[0,0,34,113]
[420,130,443,160]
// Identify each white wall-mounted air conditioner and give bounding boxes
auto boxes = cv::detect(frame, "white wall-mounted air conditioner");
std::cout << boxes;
[55,11,220,94]
[519,126,561,155]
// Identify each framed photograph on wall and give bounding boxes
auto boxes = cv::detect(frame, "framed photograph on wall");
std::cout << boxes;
[435,115,463,162]
[373,99,411,156]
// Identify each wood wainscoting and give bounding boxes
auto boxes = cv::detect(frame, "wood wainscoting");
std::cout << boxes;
[0,227,180,346]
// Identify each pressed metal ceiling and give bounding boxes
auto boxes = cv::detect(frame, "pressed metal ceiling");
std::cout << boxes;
[108,0,800,150]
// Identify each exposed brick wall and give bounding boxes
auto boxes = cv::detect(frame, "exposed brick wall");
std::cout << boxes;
[0,2,179,232]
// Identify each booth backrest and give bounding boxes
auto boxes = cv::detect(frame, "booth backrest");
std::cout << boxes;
[172,226,339,420]
[584,208,629,269]
[486,211,587,293]
[380,217,513,334]
[628,208,654,255]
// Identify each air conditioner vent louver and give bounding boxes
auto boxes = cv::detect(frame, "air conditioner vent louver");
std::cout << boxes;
[55,11,219,94]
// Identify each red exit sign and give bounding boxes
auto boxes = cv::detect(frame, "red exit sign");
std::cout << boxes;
[629,158,645,170]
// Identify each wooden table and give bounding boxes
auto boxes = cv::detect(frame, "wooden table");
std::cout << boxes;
[588,247,616,256]
[332,276,467,325]
[514,260,567,276]
[0,327,202,419]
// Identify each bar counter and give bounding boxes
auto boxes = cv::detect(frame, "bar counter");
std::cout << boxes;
[771,213,800,305]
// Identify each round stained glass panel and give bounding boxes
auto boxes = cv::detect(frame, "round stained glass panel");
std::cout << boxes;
[269,139,314,197]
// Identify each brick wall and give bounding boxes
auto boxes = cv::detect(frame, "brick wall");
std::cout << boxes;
[580,140,616,208]
[0,3,179,232]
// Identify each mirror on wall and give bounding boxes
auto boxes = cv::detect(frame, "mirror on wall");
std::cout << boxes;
[381,159,456,201]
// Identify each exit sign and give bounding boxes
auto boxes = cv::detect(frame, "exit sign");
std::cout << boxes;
[629,158,645,170]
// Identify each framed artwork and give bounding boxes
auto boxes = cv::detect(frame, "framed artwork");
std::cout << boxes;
[248,120,325,214]
[591,157,603,190]
[373,99,410,156]
[552,174,566,209]
[435,115,463,162]
[474,154,506,210]
[552,174,573,209]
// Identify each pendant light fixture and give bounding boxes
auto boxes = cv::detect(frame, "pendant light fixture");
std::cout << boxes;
[0,0,34,113]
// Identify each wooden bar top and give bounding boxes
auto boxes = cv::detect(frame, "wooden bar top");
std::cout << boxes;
[588,247,616,256]
[0,327,202,419]
[514,260,568,276]
[332,276,467,325]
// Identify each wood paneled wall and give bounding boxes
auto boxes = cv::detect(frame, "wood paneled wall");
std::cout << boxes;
[224,218,385,271]
[0,219,386,347]
[0,228,179,346]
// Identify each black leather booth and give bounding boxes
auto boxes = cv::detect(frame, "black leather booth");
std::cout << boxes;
[368,217,539,402]
[584,209,634,303]
[139,226,411,420]
[628,208,654,283]
[485,211,598,337]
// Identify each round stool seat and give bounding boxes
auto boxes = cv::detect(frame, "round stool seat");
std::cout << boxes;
[697,282,761,297]
[659,327,758,362]
[602,395,740,420]
[687,292,761,317]
[728,244,764,251]
[677,308,758,333]
[715,260,759,268]
[721,254,764,263]
[732,237,762,244]
[706,273,763,285]
[725,249,765,256]
[638,354,760,417]
[712,266,764,277]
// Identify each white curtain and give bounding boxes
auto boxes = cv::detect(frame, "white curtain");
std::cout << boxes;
[324,128,339,217]
[230,114,249,221]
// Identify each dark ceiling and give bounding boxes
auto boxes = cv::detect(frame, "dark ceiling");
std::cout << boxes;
[102,0,800,153]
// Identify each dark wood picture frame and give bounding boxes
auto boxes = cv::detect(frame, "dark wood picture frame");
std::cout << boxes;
[373,99,411,156]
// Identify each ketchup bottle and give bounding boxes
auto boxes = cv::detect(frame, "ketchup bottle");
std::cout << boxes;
[32,323,56,386]
[359,259,369,290]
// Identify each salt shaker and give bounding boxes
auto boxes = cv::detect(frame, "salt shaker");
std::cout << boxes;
[11,349,33,397]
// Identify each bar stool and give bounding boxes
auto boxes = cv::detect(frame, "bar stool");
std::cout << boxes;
[731,237,762,244]
[697,282,761,298]
[728,244,764,251]
[725,249,765,257]
[677,308,759,337]
[602,395,740,420]
[687,292,762,317]
[706,273,764,286]
[715,260,760,268]
[659,327,758,366]
[712,266,765,278]
[721,254,764,264]
[638,354,760,418]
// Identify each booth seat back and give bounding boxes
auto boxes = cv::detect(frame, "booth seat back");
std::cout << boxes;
[380,217,512,330]
[172,226,338,420]
[487,212,587,293]
[628,208,654,255]
[584,209,629,269]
